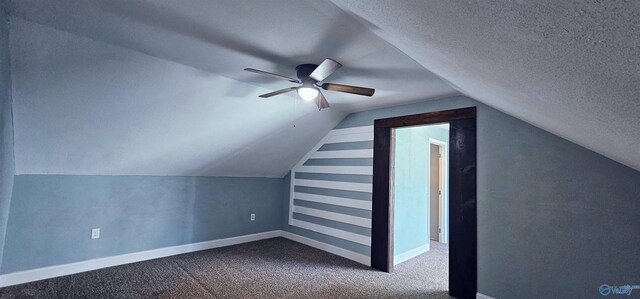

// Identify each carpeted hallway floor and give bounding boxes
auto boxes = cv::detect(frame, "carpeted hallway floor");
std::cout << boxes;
[0,238,450,298]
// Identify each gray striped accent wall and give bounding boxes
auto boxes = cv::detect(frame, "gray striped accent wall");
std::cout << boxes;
[288,125,374,264]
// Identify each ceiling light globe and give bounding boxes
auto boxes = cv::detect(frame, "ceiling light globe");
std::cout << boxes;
[298,87,319,101]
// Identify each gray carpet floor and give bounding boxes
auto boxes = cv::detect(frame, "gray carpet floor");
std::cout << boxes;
[0,238,451,298]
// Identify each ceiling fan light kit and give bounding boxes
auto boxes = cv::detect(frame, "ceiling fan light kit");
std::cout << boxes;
[244,58,375,110]
[297,86,319,101]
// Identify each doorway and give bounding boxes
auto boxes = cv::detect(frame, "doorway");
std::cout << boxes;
[391,124,450,266]
[370,107,477,299]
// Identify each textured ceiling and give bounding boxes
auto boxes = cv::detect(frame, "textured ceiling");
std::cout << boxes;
[6,0,457,177]
[331,0,640,171]
[10,18,347,177]
[10,0,458,177]
[6,0,640,175]
[8,0,456,112]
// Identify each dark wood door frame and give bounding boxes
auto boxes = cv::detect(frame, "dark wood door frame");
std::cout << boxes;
[371,107,477,299]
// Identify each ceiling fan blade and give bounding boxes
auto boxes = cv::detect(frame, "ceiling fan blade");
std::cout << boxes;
[321,83,375,97]
[309,58,342,82]
[314,91,331,110]
[244,68,299,83]
[259,87,297,98]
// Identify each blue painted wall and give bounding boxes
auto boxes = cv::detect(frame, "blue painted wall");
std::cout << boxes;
[1,175,283,274]
[284,95,640,298]
[393,125,448,257]
[0,2,15,272]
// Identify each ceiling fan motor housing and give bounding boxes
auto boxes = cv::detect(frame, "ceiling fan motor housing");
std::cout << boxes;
[296,64,319,83]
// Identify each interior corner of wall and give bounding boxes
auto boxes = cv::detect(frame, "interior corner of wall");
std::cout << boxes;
[0,175,15,275]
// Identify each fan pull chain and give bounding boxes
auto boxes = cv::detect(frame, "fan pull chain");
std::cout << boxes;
[293,94,298,128]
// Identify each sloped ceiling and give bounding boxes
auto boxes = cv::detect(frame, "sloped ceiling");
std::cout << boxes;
[10,18,348,177]
[6,0,455,177]
[7,0,639,176]
[331,0,640,171]
[7,0,455,111]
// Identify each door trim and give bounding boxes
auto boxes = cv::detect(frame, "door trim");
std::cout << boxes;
[429,138,448,244]
[371,107,477,299]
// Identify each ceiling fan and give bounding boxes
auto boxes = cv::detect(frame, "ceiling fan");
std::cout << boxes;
[244,59,375,110]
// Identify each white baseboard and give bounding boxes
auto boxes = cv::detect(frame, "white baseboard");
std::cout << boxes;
[280,231,370,266]
[393,243,430,266]
[0,230,280,288]
[477,292,496,299]
[0,230,372,288]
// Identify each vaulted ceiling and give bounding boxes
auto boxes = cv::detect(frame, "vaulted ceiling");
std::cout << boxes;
[6,0,639,176]
[332,0,640,171]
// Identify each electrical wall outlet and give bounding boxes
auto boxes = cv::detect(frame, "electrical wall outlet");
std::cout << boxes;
[91,228,100,239]
[250,213,255,221]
